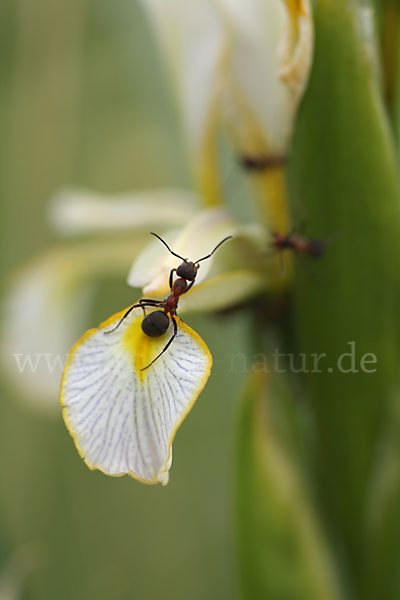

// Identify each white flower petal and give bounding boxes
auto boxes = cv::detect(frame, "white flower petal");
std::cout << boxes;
[60,307,212,484]
[178,270,265,313]
[219,0,293,152]
[127,229,181,291]
[49,188,199,236]
[216,0,313,155]
[141,0,312,166]
[140,0,225,155]
[128,209,237,297]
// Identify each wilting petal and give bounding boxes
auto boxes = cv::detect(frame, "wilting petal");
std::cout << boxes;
[1,237,145,409]
[280,0,313,97]
[49,187,199,236]
[219,0,313,154]
[128,209,237,297]
[141,0,313,188]
[60,307,212,484]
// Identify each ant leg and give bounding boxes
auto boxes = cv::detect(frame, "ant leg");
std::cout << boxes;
[169,269,177,290]
[185,279,195,293]
[141,316,178,371]
[138,298,160,317]
[104,302,160,334]
[104,305,137,334]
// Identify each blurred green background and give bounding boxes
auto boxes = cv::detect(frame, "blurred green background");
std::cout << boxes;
[0,1,252,598]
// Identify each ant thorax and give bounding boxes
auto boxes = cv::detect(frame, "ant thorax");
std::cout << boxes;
[172,278,188,295]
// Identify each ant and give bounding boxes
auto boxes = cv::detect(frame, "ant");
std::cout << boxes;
[271,231,326,258]
[238,154,287,172]
[270,230,327,275]
[104,233,232,370]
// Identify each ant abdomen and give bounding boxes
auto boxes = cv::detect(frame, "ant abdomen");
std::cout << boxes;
[141,311,170,337]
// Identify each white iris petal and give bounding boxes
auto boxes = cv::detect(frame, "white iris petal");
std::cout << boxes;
[141,0,225,156]
[141,0,313,158]
[128,209,237,297]
[49,188,199,236]
[60,308,212,484]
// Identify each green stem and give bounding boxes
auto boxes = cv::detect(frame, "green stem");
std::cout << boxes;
[289,0,400,594]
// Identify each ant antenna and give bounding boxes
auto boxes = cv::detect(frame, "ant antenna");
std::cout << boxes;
[150,232,187,262]
[194,236,233,264]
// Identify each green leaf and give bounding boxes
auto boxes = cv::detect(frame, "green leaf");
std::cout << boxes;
[289,0,400,592]
[365,392,400,598]
[235,371,342,600]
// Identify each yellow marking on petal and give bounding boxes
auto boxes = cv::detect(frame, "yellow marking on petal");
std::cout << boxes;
[196,114,222,207]
[194,30,230,207]
[120,309,171,383]
[121,313,151,381]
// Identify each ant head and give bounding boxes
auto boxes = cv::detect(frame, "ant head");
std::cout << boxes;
[150,232,233,278]
[176,261,198,281]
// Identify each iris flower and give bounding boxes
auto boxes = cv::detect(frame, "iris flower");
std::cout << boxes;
[2,0,313,484]
[140,0,313,201]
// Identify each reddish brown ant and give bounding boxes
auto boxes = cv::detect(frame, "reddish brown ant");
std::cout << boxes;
[270,230,327,275]
[239,154,287,172]
[271,231,326,258]
[105,233,232,370]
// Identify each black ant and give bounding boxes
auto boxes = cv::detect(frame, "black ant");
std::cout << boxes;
[105,233,232,370]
